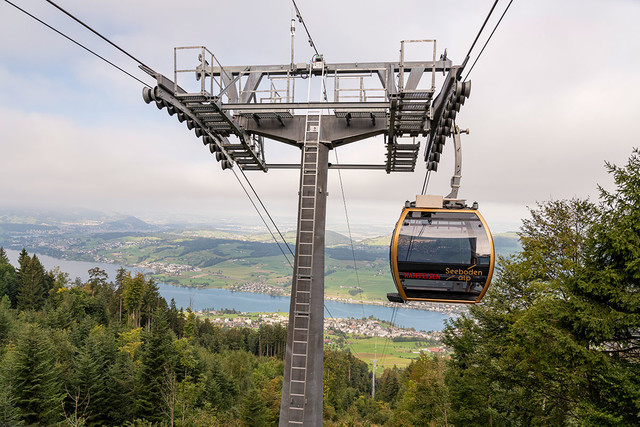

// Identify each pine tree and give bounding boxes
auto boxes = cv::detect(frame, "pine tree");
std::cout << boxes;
[167,298,184,337]
[444,199,597,425]
[0,295,12,347]
[111,267,129,324]
[202,361,238,411]
[443,150,640,425]
[0,386,22,427]
[7,324,63,424]
[134,310,175,423]
[0,247,8,263]
[110,346,137,424]
[16,249,28,271]
[122,272,146,328]
[377,367,400,403]
[17,254,47,311]
[240,388,272,426]
[566,148,640,423]
[140,278,164,330]
[0,255,18,308]
[63,346,94,426]
[183,308,197,339]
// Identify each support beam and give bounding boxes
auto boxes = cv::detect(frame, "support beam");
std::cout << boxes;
[279,140,329,426]
[266,163,387,170]
[202,59,453,78]
[225,101,390,111]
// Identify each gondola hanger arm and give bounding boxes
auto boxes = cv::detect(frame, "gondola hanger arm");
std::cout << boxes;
[445,125,469,200]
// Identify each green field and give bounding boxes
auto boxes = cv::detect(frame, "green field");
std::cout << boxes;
[327,334,441,372]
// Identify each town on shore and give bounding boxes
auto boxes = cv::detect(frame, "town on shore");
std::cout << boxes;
[200,311,444,343]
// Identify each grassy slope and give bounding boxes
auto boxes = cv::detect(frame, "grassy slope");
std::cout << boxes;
[327,334,441,371]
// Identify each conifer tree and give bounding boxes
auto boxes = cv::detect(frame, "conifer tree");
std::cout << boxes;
[444,199,597,425]
[134,310,175,423]
[110,344,137,424]
[7,324,63,424]
[240,388,272,426]
[16,254,47,311]
[140,278,164,329]
[16,249,28,271]
[85,325,119,424]
[183,308,197,339]
[0,253,18,308]
[444,149,640,425]
[377,367,401,404]
[122,272,147,328]
[112,267,128,324]
[566,148,640,422]
[202,361,238,411]
[167,298,184,337]
[0,295,12,347]
[64,347,94,426]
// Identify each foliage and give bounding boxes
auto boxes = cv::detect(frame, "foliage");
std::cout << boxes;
[17,252,49,311]
[323,349,371,420]
[443,149,640,425]
[3,324,63,425]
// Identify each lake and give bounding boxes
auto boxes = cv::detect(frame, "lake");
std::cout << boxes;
[4,248,451,332]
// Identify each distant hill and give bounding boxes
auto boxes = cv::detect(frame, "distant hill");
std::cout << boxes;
[103,216,155,232]
[0,208,157,233]
[0,223,59,233]
[0,207,120,224]
[249,229,352,247]
[325,230,352,246]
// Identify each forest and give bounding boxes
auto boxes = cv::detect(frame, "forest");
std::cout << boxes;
[0,149,639,426]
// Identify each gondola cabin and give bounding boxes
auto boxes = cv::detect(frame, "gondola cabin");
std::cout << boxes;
[389,196,495,304]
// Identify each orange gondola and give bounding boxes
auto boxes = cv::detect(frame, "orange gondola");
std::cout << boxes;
[388,200,494,304]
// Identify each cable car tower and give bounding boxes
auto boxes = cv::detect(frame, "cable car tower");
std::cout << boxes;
[141,35,472,425]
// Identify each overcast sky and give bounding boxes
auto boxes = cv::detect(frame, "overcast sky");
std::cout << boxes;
[1,0,638,235]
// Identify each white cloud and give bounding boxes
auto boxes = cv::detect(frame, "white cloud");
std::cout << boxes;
[0,0,638,235]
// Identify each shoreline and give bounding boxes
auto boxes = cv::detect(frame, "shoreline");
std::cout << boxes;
[3,246,466,316]
[162,281,467,316]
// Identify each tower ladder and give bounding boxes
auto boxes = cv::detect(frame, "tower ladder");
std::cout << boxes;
[285,59,325,426]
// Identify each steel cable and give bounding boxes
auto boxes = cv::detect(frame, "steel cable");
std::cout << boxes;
[3,0,151,87]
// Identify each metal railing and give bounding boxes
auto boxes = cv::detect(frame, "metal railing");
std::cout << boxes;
[399,39,437,94]
[253,75,294,104]
[174,46,230,99]
[334,73,386,103]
